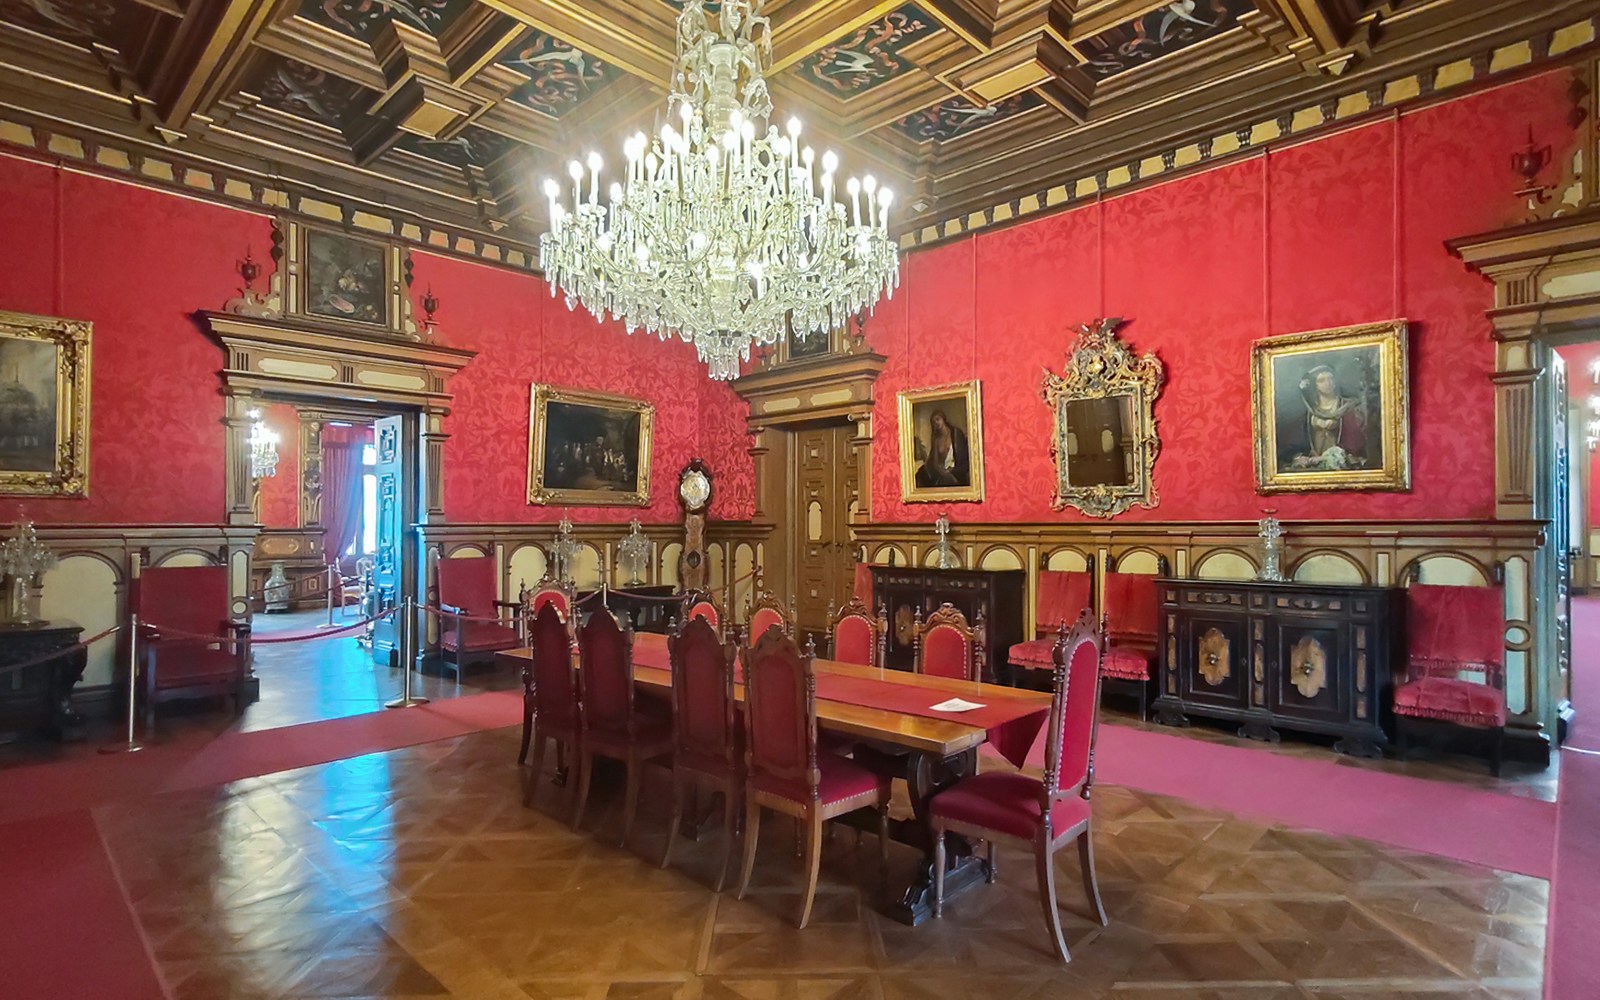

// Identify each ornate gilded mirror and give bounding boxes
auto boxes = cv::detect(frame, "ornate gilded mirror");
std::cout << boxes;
[1042,317,1164,518]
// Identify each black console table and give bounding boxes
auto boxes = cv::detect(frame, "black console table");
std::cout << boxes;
[870,566,1025,683]
[1154,578,1400,757]
[0,619,88,742]
[589,585,679,634]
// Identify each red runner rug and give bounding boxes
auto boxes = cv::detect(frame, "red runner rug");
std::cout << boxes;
[1547,747,1600,1000]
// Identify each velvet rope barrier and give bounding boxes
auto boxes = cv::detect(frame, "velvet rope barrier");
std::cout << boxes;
[138,608,395,646]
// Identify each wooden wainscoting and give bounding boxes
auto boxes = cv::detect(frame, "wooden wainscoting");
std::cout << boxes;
[413,521,776,646]
[4,523,260,714]
[851,519,1555,757]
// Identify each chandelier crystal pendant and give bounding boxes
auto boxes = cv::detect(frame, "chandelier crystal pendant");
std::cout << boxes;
[539,0,899,380]
[248,409,279,479]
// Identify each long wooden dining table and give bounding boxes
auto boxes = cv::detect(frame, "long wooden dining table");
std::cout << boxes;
[499,631,1055,924]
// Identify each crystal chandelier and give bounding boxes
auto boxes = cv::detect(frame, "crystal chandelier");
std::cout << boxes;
[248,409,279,479]
[539,0,899,379]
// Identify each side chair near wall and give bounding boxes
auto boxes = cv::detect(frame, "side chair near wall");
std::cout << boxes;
[660,615,743,890]
[930,612,1109,964]
[1393,583,1508,775]
[827,597,886,666]
[1100,571,1162,720]
[684,589,724,630]
[133,565,251,730]
[736,630,892,929]
[914,603,986,682]
[437,555,520,676]
[574,607,674,843]
[1008,568,1094,680]
[519,575,576,642]
[522,602,581,809]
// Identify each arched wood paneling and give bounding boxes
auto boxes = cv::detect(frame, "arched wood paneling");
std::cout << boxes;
[1045,548,1089,572]
[507,544,548,593]
[1114,549,1162,575]
[1403,553,1490,587]
[154,550,218,568]
[1193,549,1255,580]
[870,544,907,567]
[39,555,121,687]
[572,543,602,589]
[1292,551,1368,585]
[659,541,682,588]
[445,544,487,558]
[978,546,1023,571]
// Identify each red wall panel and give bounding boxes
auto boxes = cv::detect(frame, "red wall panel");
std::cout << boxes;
[255,402,300,528]
[0,158,268,525]
[865,70,1574,525]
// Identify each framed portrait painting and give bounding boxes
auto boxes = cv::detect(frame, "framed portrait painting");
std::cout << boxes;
[527,384,654,506]
[898,380,985,503]
[1251,320,1410,494]
[0,310,90,497]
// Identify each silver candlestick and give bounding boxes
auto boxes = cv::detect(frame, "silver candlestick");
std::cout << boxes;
[1257,510,1286,583]
[617,518,650,586]
[551,513,580,586]
[933,513,958,570]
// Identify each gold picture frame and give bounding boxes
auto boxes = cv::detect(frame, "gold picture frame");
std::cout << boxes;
[527,384,654,506]
[1251,319,1410,494]
[897,380,985,503]
[0,309,90,497]
[1042,317,1163,518]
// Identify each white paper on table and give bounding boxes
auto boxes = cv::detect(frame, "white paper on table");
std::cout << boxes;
[929,697,986,712]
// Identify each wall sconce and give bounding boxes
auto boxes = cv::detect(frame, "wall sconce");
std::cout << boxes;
[248,408,280,479]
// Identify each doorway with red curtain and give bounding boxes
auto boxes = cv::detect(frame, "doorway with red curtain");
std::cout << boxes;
[320,423,373,574]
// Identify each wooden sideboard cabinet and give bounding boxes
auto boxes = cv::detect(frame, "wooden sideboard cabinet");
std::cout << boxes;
[0,619,88,743]
[871,566,1024,682]
[1154,578,1401,757]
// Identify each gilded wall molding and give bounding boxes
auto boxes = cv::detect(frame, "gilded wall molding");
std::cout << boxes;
[896,16,1600,252]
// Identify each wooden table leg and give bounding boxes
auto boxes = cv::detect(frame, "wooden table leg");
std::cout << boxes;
[882,745,987,926]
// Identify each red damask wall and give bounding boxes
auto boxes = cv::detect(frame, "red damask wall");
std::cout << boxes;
[866,71,1574,525]
[0,155,755,527]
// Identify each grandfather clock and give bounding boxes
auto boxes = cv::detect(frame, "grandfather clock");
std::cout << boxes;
[677,459,713,592]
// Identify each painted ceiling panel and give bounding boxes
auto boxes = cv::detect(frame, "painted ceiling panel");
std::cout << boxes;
[892,90,1044,144]
[1079,0,1255,80]
[796,4,938,97]
[498,30,623,119]
[299,0,473,41]
[395,126,514,167]
[250,54,365,128]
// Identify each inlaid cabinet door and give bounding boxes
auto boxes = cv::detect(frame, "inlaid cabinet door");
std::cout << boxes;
[1265,620,1351,726]
[1174,614,1248,712]
[791,424,854,631]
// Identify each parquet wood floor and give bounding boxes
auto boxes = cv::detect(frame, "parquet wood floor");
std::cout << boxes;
[95,727,1546,1000]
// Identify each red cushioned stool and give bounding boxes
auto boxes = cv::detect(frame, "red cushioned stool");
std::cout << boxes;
[1393,584,1508,776]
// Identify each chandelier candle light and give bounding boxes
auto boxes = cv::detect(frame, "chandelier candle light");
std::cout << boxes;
[539,0,899,379]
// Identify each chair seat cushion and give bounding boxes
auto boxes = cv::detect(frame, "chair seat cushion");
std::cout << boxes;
[752,752,887,807]
[150,646,240,687]
[1007,637,1056,670]
[442,621,520,654]
[1102,645,1153,682]
[930,771,1092,842]
[1393,676,1507,728]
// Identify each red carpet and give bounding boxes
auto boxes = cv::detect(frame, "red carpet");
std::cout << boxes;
[0,810,168,1000]
[0,690,522,826]
[1567,595,1600,752]
[1547,596,1600,999]
[993,722,1557,879]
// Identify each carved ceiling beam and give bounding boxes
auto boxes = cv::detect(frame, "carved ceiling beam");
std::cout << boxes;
[347,21,503,166]
[1248,0,1393,77]
[767,0,906,72]
[138,0,299,134]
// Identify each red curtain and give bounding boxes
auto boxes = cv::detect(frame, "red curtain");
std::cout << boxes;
[321,424,370,569]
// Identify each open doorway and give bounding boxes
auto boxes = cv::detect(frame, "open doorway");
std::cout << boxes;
[1553,341,1600,749]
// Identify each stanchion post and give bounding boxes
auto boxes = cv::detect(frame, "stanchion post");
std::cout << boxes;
[320,562,337,628]
[100,615,145,754]
[385,597,429,709]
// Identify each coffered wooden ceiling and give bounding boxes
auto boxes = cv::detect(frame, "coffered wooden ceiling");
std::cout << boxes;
[0,0,1593,263]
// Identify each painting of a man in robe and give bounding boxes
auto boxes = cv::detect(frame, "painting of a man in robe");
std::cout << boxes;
[1272,347,1380,473]
[898,381,985,502]
[913,407,970,488]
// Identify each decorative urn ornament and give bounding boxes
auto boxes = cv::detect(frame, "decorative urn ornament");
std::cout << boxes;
[264,561,291,613]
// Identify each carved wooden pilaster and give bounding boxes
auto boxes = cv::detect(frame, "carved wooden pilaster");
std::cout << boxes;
[747,427,773,523]
[847,408,874,524]
[224,390,258,527]
[420,409,448,521]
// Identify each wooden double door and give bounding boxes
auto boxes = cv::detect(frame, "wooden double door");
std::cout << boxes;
[788,422,860,633]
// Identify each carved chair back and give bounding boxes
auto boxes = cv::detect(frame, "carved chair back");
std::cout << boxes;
[1405,584,1506,687]
[1041,611,1107,806]
[741,629,820,801]
[669,615,739,770]
[914,603,986,682]
[525,575,575,618]
[529,602,579,732]
[746,588,795,646]
[684,589,723,629]
[828,597,886,667]
[577,607,638,738]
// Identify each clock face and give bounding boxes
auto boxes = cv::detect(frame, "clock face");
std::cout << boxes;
[679,469,711,511]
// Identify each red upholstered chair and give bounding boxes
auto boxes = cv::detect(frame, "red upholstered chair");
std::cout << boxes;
[1394,584,1508,775]
[828,597,886,667]
[1009,568,1094,678]
[522,603,582,814]
[519,575,576,643]
[914,603,986,682]
[1101,571,1161,719]
[745,588,795,646]
[736,630,891,929]
[660,615,742,889]
[133,566,251,728]
[574,607,674,843]
[438,556,520,676]
[931,611,1109,963]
